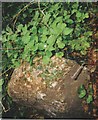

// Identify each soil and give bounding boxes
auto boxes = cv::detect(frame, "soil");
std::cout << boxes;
[8,56,92,118]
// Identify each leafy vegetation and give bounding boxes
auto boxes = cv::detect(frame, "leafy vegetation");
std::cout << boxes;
[2,2,93,69]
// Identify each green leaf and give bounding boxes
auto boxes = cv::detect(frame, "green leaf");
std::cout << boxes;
[76,11,81,18]
[84,13,89,18]
[88,84,93,95]
[32,26,37,35]
[46,45,55,51]
[14,61,20,67]
[86,95,93,104]
[22,25,28,35]
[38,43,45,50]
[66,19,74,24]
[45,51,52,57]
[80,50,87,55]
[57,42,65,49]
[47,35,56,46]
[40,35,47,43]
[34,11,39,20]
[17,24,23,32]
[43,13,51,24]
[63,27,73,35]
[25,40,34,50]
[42,56,50,64]
[56,52,64,58]
[22,33,30,44]
[31,35,38,43]
[78,85,86,98]
[79,89,86,98]
[32,44,38,52]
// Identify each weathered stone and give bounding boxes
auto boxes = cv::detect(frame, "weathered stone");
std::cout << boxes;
[8,56,90,118]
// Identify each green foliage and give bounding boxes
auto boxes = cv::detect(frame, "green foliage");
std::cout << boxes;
[78,85,86,98]
[78,84,94,104]
[2,2,93,68]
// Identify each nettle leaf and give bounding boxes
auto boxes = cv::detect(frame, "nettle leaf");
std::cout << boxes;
[22,25,28,35]
[57,41,65,49]
[31,35,38,43]
[40,35,47,43]
[13,61,20,67]
[17,24,23,32]
[63,27,73,35]
[22,33,31,44]
[56,36,62,43]
[78,85,86,98]
[25,40,34,50]
[66,19,74,24]
[76,11,82,18]
[38,43,45,50]
[57,22,66,32]
[43,13,51,24]
[47,35,56,46]
[46,45,55,51]
[56,52,64,58]
[42,56,50,64]
[45,51,52,57]
[32,26,37,35]
[86,95,93,104]
[32,44,38,52]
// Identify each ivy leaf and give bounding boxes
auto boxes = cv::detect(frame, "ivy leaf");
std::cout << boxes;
[56,52,64,58]
[78,85,86,98]
[42,56,50,64]
[86,95,93,104]
[63,27,73,35]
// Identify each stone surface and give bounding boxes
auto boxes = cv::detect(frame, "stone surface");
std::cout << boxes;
[8,56,91,118]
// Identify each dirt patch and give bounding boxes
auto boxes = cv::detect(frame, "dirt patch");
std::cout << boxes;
[8,56,91,118]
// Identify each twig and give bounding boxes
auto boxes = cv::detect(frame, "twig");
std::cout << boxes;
[12,1,36,29]
[71,63,85,80]
[0,67,12,77]
[0,101,10,113]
